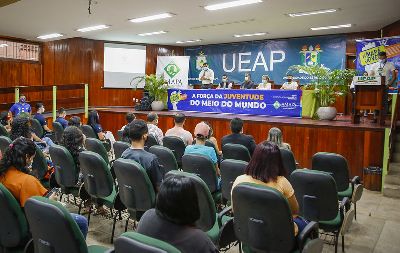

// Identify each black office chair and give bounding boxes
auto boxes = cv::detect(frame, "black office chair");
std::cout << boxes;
[52,121,65,144]
[0,184,32,253]
[280,148,297,178]
[222,143,251,162]
[0,135,12,155]
[24,197,109,253]
[144,134,159,152]
[165,170,237,250]
[31,118,44,139]
[113,232,181,253]
[85,137,110,164]
[232,182,323,253]
[220,159,247,203]
[291,169,355,253]
[79,151,125,243]
[81,125,98,139]
[32,146,50,187]
[117,130,124,141]
[113,158,156,232]
[163,136,186,167]
[149,145,179,174]
[0,124,10,137]
[113,141,130,160]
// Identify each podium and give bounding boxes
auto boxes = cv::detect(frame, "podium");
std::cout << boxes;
[351,76,386,125]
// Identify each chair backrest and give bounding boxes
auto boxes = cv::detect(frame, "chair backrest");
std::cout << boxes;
[117,130,124,141]
[24,197,88,253]
[222,143,251,162]
[162,136,186,165]
[290,169,339,221]
[85,138,109,164]
[113,141,130,160]
[232,183,295,253]
[0,184,29,248]
[31,118,44,138]
[81,125,98,139]
[0,124,9,137]
[32,146,48,180]
[182,154,218,193]
[312,152,350,192]
[114,232,181,253]
[49,144,78,188]
[52,122,64,144]
[149,145,179,174]
[165,171,216,232]
[145,135,159,151]
[113,158,156,215]
[0,135,12,155]
[79,151,114,199]
[280,148,297,177]
[220,159,247,201]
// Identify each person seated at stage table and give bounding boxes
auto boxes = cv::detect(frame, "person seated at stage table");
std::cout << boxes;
[241,72,255,89]
[9,94,31,117]
[33,103,52,134]
[257,75,272,90]
[0,111,12,133]
[120,112,136,131]
[218,73,232,89]
[280,74,298,90]
[165,113,193,145]
[55,107,68,129]
[267,127,291,150]
[222,117,256,155]
[147,112,164,145]
[68,116,82,127]
[198,62,214,89]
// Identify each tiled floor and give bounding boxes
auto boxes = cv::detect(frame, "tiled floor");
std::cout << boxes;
[65,189,400,252]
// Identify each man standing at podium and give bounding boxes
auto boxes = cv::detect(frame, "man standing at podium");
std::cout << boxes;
[198,63,214,89]
[371,52,397,88]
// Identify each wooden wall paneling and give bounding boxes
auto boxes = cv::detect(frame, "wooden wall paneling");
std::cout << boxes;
[382,20,400,37]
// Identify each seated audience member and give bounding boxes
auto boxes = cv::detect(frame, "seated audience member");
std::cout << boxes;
[203,121,222,156]
[241,72,255,89]
[68,116,82,127]
[0,111,12,133]
[0,137,89,238]
[33,103,52,133]
[147,112,164,145]
[232,141,307,236]
[257,75,272,90]
[9,94,31,117]
[121,119,164,192]
[221,117,256,155]
[137,175,218,253]
[62,126,85,182]
[267,127,291,150]
[185,122,220,185]
[88,110,116,143]
[281,74,298,90]
[55,108,68,129]
[165,113,193,145]
[120,112,136,131]
[218,73,232,89]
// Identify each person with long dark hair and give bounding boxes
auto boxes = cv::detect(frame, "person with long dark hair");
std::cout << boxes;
[88,110,115,143]
[62,126,85,178]
[137,175,218,253]
[0,111,12,133]
[232,141,307,236]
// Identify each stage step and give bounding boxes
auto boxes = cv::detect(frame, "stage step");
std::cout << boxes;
[391,153,400,163]
[383,183,400,199]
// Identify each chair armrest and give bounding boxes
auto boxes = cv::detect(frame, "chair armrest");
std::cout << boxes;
[339,197,350,213]
[218,206,232,227]
[351,176,361,185]
[297,221,319,251]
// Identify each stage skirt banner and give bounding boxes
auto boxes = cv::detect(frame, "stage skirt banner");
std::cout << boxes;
[185,35,346,85]
[167,89,302,117]
[156,56,190,89]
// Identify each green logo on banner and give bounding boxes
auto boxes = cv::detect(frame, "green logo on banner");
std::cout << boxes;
[273,101,281,109]
[164,61,180,78]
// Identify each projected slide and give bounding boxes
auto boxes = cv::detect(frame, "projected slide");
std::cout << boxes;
[104,43,146,88]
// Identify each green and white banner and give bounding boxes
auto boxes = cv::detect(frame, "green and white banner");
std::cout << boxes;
[156,56,190,89]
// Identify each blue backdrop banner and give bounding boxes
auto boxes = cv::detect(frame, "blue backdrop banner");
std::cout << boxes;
[168,89,302,117]
[185,35,346,85]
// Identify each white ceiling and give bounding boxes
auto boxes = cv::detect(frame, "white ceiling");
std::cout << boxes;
[0,0,399,46]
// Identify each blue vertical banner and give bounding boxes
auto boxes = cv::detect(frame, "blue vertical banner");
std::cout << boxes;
[185,35,346,85]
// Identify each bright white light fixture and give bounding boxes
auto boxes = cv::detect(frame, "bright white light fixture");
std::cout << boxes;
[77,25,110,32]
[37,33,63,40]
[130,13,174,23]
[204,0,262,11]
[0,43,8,47]
[288,9,337,17]
[311,24,352,30]
[138,31,167,36]
[234,32,266,38]
[176,39,202,44]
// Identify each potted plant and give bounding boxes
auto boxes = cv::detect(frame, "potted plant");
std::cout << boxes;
[288,65,356,120]
[131,74,169,111]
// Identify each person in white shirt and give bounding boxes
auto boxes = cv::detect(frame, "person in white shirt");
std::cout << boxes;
[198,63,214,89]
[120,112,136,131]
[280,75,298,90]
[370,51,397,87]
[147,112,164,145]
[218,74,232,89]
[257,75,272,90]
[165,113,193,145]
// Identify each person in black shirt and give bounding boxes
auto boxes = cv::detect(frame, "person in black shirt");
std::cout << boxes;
[221,117,256,155]
[120,119,164,192]
[33,103,52,133]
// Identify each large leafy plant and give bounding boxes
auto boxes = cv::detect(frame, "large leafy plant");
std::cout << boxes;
[131,74,169,102]
[288,65,356,107]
